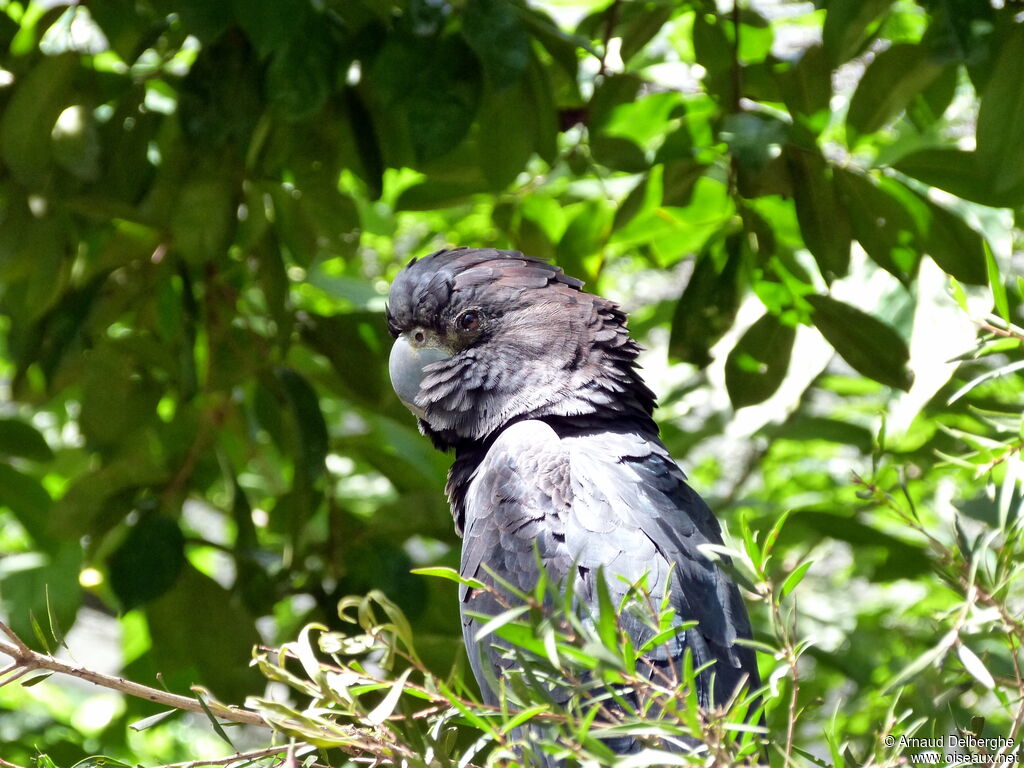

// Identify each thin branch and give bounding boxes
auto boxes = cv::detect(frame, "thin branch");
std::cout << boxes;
[0,619,266,728]
[155,745,294,768]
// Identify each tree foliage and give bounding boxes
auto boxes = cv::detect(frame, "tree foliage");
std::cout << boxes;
[0,0,1022,766]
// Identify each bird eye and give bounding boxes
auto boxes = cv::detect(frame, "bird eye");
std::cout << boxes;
[456,310,480,332]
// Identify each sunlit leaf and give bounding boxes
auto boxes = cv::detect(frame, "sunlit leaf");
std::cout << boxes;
[807,295,913,391]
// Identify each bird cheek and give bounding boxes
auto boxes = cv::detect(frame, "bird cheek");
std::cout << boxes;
[389,334,451,417]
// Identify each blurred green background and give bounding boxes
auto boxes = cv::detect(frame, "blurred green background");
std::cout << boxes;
[0,0,1022,765]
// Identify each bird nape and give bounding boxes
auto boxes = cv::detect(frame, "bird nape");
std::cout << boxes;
[386,247,760,759]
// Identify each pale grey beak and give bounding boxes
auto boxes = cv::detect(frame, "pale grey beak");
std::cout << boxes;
[389,334,450,418]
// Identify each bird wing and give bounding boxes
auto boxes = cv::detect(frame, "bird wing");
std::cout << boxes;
[564,427,759,707]
[459,419,572,703]
[459,420,758,709]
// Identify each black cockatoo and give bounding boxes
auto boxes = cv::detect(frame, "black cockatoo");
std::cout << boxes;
[386,247,759,752]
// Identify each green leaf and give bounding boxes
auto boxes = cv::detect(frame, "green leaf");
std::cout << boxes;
[957,644,996,689]
[0,53,77,188]
[618,2,675,63]
[823,0,894,65]
[156,0,234,43]
[462,0,530,88]
[846,44,945,140]
[146,564,263,702]
[894,148,1024,207]
[776,45,832,136]
[975,22,1024,200]
[364,667,413,725]
[786,148,851,281]
[372,33,482,164]
[915,194,988,285]
[882,629,955,694]
[556,200,612,283]
[807,295,913,391]
[478,81,534,189]
[725,312,797,408]
[986,246,1010,323]
[300,312,390,407]
[79,347,161,447]
[410,566,486,591]
[107,516,186,610]
[266,14,338,121]
[129,710,179,732]
[0,541,81,653]
[275,367,329,486]
[473,605,531,642]
[171,176,236,265]
[835,169,924,283]
[594,569,618,650]
[668,235,745,367]
[692,11,733,101]
[0,419,53,463]
[590,135,648,173]
[232,0,308,55]
[780,560,813,599]
[0,464,55,548]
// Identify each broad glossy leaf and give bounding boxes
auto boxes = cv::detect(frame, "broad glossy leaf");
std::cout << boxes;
[0,541,81,653]
[146,564,263,701]
[778,510,931,580]
[823,0,894,65]
[725,313,797,408]
[618,1,675,63]
[178,36,262,150]
[786,147,851,281]
[153,0,233,42]
[668,235,745,368]
[301,312,389,407]
[522,54,559,165]
[0,464,54,548]
[462,0,530,88]
[395,177,490,211]
[975,22,1024,201]
[266,28,335,121]
[275,366,329,487]
[894,148,1024,207]
[776,45,831,136]
[589,73,643,127]
[0,419,53,463]
[232,0,308,55]
[914,193,988,285]
[171,176,236,264]
[478,82,534,189]
[371,33,482,163]
[79,348,161,446]
[344,89,385,199]
[692,11,734,102]
[556,200,612,283]
[590,135,647,173]
[907,63,959,129]
[807,295,913,391]
[0,53,77,188]
[520,7,586,80]
[835,169,925,283]
[846,44,945,140]
[52,104,101,182]
[108,515,186,610]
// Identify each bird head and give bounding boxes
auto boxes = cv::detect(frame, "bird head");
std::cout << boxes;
[385,247,655,449]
